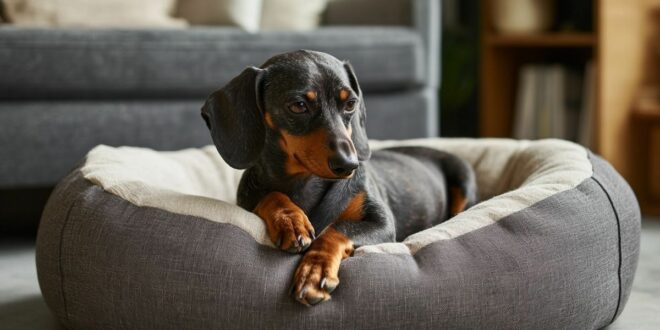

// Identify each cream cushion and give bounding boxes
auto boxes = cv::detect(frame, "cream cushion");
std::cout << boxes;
[3,0,186,28]
[175,0,262,32]
[260,0,327,31]
[80,138,592,255]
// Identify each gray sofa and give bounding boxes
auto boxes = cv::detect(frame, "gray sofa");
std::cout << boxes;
[0,0,439,224]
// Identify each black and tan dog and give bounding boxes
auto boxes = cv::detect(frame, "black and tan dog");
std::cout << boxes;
[201,50,477,306]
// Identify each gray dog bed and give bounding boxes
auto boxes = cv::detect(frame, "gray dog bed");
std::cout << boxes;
[36,138,640,329]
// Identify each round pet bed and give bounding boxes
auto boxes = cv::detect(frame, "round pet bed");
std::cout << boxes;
[36,138,640,329]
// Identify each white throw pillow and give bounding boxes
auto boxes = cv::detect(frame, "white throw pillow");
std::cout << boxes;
[260,0,327,31]
[176,0,262,32]
[3,0,186,28]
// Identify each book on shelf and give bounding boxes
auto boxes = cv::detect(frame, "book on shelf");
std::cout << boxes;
[513,66,537,139]
[512,62,594,147]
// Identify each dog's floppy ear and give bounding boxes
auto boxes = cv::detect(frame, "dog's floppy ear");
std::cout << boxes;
[201,66,266,169]
[344,61,371,161]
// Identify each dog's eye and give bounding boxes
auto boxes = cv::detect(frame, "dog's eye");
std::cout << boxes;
[345,100,357,112]
[289,101,308,114]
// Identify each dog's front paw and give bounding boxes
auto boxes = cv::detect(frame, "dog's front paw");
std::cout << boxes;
[291,227,353,306]
[254,192,315,253]
[267,208,315,253]
[292,249,340,306]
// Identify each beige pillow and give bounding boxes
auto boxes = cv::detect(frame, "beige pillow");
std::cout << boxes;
[3,0,186,28]
[260,0,327,31]
[176,0,262,32]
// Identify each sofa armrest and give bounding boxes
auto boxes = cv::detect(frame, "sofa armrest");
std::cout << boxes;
[412,0,440,89]
[323,0,440,88]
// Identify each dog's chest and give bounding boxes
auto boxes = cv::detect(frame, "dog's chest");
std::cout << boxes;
[288,178,328,212]
[287,178,357,232]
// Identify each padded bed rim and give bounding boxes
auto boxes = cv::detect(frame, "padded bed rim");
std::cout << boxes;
[36,151,640,329]
[77,139,594,256]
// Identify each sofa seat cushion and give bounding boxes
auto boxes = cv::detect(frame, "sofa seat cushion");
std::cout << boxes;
[0,26,423,99]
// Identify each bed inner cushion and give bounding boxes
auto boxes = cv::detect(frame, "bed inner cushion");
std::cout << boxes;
[81,138,592,255]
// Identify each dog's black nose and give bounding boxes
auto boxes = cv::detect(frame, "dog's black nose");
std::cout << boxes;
[328,157,359,177]
[328,139,359,177]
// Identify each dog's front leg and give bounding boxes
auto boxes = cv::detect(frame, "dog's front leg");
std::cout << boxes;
[292,197,395,305]
[291,226,353,305]
[254,192,315,253]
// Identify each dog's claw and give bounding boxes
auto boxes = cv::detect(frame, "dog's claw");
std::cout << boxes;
[310,230,316,240]
[307,295,324,305]
[320,277,326,289]
[325,282,337,293]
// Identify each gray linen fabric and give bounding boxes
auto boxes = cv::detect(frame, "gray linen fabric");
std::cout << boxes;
[0,100,211,187]
[590,154,641,322]
[324,0,439,89]
[0,27,422,99]
[36,152,640,329]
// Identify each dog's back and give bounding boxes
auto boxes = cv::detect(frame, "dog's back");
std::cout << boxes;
[366,146,478,240]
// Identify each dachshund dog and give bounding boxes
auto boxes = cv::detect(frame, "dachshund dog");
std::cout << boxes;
[201,50,477,306]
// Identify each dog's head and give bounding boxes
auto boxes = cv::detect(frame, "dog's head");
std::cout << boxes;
[201,50,370,179]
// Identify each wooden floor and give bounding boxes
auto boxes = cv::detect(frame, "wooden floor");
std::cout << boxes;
[1,220,660,329]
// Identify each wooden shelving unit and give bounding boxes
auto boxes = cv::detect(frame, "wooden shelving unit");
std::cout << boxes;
[479,0,660,216]
[634,88,660,216]
[485,33,597,47]
[479,0,598,139]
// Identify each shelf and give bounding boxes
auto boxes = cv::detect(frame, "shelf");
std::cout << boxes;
[485,33,596,48]
[634,87,660,121]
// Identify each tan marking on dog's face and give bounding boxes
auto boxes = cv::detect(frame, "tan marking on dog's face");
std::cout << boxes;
[338,191,366,221]
[339,89,349,102]
[264,112,276,129]
[306,90,317,102]
[279,129,336,178]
